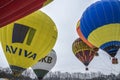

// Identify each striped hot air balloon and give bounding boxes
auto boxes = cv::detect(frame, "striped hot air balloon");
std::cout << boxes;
[72,38,96,71]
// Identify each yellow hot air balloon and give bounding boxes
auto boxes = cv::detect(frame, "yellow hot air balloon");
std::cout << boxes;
[0,10,58,77]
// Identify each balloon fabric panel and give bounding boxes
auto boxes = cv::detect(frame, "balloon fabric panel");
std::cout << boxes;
[0,0,13,8]
[76,50,94,66]
[0,0,53,27]
[88,24,120,47]
[34,69,48,79]
[80,0,120,39]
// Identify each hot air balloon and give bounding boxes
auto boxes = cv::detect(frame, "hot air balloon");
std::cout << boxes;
[76,20,99,56]
[32,49,57,80]
[0,0,53,27]
[80,0,120,64]
[0,10,58,77]
[72,38,96,71]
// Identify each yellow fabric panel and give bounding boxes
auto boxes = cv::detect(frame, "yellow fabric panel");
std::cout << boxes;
[88,24,120,47]
[0,10,58,69]
[76,20,80,29]
[43,0,53,7]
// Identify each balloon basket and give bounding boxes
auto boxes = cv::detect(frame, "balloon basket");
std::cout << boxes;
[13,71,21,77]
[85,67,89,71]
[38,77,43,80]
[112,58,118,64]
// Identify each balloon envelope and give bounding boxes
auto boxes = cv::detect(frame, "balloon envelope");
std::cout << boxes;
[32,49,57,79]
[76,20,99,56]
[72,38,96,70]
[76,20,94,48]
[80,0,120,59]
[0,0,53,27]
[0,10,57,76]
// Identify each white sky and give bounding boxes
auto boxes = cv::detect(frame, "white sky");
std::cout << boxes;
[0,0,120,75]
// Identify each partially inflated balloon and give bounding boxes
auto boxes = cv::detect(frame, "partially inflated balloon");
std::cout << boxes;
[0,10,57,76]
[76,20,99,56]
[32,49,57,80]
[0,0,53,27]
[72,38,96,70]
[80,0,120,64]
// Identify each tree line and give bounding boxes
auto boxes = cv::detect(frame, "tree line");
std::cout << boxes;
[0,67,120,80]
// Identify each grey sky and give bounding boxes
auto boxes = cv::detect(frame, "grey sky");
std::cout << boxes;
[0,0,120,75]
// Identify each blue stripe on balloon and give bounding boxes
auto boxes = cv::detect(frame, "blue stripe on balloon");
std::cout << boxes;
[100,41,120,55]
[80,0,120,38]
[100,41,120,49]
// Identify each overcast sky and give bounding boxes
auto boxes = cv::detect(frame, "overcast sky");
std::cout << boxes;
[0,0,120,75]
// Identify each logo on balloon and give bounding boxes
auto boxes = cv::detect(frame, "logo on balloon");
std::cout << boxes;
[12,23,36,45]
[39,56,53,64]
[6,23,37,60]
